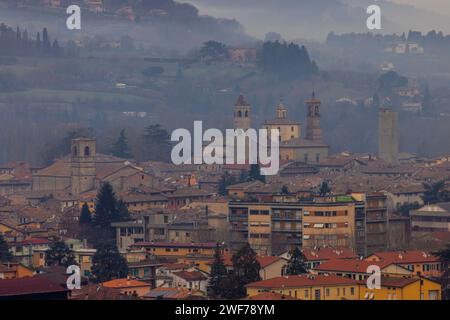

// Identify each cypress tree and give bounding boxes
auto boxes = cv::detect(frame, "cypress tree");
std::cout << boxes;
[93,182,118,229]
[207,243,228,299]
[111,129,132,159]
[0,234,12,262]
[79,202,92,225]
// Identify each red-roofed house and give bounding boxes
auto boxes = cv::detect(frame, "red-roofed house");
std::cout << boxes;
[313,259,413,281]
[246,274,359,300]
[365,250,442,277]
[257,256,288,280]
[0,277,68,300]
[172,270,209,294]
[101,278,151,297]
[300,247,358,269]
[9,238,52,267]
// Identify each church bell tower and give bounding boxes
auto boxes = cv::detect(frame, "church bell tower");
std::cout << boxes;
[305,92,323,142]
[71,138,96,195]
[233,94,251,130]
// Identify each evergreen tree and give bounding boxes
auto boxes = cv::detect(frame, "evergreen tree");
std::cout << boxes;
[116,199,131,222]
[319,181,331,196]
[0,234,13,262]
[91,183,131,246]
[42,27,51,53]
[36,32,41,51]
[229,243,261,298]
[218,172,236,196]
[45,240,77,267]
[141,124,171,162]
[434,244,450,300]
[79,203,92,225]
[281,185,290,195]
[422,84,433,115]
[422,180,449,204]
[52,40,60,57]
[93,182,118,229]
[207,243,228,299]
[285,247,308,275]
[91,242,129,283]
[111,129,132,159]
[249,164,265,183]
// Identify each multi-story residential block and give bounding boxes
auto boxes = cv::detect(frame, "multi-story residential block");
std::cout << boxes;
[411,202,450,232]
[229,196,360,255]
[112,221,145,253]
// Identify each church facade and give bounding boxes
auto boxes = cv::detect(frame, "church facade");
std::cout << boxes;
[236,93,329,164]
[32,138,160,196]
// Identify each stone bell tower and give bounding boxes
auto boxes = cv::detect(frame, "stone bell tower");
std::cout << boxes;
[71,138,96,195]
[233,94,251,130]
[305,92,323,142]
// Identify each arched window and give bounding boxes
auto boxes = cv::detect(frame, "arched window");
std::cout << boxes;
[238,110,242,117]
[245,110,249,117]
[84,146,90,156]
[72,146,77,157]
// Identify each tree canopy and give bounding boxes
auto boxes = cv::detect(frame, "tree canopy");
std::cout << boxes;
[0,234,12,262]
[91,242,129,283]
[207,243,229,299]
[111,129,132,159]
[45,240,77,267]
[259,41,318,80]
[285,247,308,275]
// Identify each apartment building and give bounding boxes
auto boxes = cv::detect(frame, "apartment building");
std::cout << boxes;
[229,196,360,255]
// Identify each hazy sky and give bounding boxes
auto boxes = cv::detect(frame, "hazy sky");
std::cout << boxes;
[391,0,450,16]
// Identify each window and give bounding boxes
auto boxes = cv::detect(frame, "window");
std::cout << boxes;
[350,287,355,295]
[326,288,330,297]
[314,289,321,300]
[304,290,309,299]
[84,146,90,156]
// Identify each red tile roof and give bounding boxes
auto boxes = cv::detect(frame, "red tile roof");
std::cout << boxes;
[14,238,52,246]
[314,259,394,273]
[245,292,299,300]
[0,277,68,297]
[132,242,218,249]
[257,256,286,268]
[246,274,358,289]
[366,250,440,264]
[303,248,358,261]
[102,278,150,288]
[172,270,207,281]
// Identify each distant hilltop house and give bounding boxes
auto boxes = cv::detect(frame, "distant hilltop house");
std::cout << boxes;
[228,47,257,63]
[28,0,104,12]
[380,62,395,72]
[116,6,136,22]
[396,86,423,113]
[384,42,424,54]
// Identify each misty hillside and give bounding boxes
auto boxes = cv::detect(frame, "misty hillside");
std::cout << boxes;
[0,0,253,52]
[184,0,400,40]
[186,0,450,40]
[343,0,450,34]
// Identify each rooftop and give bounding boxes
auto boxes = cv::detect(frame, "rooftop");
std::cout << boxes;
[246,274,358,289]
